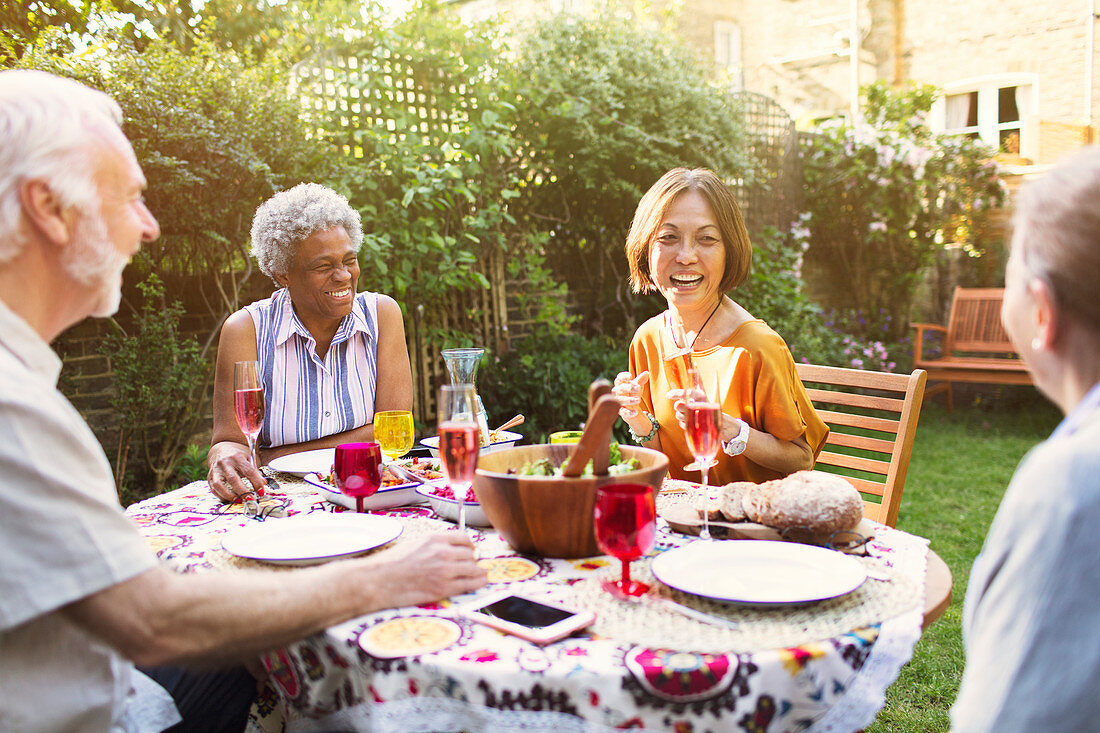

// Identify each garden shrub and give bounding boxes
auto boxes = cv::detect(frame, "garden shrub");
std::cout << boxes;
[294,7,575,355]
[509,9,753,337]
[480,330,629,444]
[801,81,1005,342]
[737,224,837,365]
[101,272,207,498]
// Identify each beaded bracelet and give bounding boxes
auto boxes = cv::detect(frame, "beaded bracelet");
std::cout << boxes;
[628,411,660,444]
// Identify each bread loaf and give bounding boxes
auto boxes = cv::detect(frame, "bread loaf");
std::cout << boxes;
[719,482,752,522]
[741,470,862,534]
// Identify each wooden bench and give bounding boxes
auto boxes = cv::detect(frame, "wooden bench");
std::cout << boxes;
[911,286,1033,410]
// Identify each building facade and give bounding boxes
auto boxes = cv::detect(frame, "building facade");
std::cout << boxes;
[449,0,1099,166]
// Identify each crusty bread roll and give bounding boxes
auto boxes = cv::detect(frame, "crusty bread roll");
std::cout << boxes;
[695,482,753,522]
[696,492,724,521]
[719,482,752,522]
[741,470,862,534]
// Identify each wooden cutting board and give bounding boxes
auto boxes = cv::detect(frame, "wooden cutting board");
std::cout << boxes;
[661,502,875,545]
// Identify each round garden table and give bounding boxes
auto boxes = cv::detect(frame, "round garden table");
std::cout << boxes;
[126,475,950,733]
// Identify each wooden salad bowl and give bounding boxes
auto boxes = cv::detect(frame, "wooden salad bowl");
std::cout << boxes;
[473,444,670,558]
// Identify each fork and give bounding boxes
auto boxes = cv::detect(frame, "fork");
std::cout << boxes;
[651,597,740,629]
[610,587,739,629]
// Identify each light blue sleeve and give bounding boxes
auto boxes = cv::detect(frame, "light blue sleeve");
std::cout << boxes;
[952,425,1100,732]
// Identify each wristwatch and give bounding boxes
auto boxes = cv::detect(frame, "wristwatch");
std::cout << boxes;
[723,419,750,457]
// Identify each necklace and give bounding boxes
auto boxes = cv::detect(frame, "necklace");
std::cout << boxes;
[683,300,723,352]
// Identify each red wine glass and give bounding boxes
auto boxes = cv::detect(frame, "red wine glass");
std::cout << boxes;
[233,361,264,471]
[684,368,721,540]
[594,483,657,597]
[438,384,480,535]
[334,442,383,513]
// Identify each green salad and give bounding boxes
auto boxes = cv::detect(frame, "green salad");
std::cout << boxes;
[510,441,640,476]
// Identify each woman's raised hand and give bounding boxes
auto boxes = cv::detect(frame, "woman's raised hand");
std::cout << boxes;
[613,370,649,419]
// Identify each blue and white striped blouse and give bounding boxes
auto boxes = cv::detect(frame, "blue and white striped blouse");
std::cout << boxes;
[245,288,378,449]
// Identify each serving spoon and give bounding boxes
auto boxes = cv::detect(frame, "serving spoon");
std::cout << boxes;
[561,394,621,477]
[492,414,525,433]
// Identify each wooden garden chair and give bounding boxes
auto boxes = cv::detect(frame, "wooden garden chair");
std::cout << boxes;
[796,363,927,527]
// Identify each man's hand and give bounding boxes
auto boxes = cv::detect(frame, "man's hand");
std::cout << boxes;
[379,533,488,607]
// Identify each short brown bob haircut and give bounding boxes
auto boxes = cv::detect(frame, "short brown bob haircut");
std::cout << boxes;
[625,167,752,295]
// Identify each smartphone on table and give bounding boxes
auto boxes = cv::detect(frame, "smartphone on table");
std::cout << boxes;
[458,590,596,645]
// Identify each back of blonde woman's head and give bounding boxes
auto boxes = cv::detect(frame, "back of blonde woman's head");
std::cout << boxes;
[625,168,751,294]
[1012,146,1100,335]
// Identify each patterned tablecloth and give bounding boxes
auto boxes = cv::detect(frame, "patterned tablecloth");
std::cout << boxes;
[125,476,929,733]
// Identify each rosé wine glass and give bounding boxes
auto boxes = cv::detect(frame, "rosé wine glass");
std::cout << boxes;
[233,361,264,472]
[594,483,657,597]
[334,442,383,513]
[684,368,721,540]
[438,384,480,535]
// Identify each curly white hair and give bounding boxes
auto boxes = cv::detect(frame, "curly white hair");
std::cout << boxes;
[250,182,363,279]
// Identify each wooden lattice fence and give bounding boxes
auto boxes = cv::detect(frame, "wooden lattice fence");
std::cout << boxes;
[293,50,520,424]
[730,91,803,237]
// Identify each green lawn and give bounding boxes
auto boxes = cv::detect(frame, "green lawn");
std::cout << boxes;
[866,389,1062,731]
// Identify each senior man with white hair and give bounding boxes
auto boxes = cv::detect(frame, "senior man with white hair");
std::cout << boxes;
[0,69,486,733]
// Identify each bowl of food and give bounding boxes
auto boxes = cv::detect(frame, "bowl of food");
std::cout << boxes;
[415,484,492,528]
[473,443,669,558]
[420,429,522,457]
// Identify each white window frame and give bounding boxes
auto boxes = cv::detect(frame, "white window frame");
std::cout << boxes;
[714,20,744,90]
[931,74,1039,159]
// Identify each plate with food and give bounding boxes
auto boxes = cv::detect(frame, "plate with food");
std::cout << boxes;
[414,484,492,527]
[305,457,444,511]
[420,429,522,457]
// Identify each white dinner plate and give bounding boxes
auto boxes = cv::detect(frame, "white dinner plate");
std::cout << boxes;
[221,513,402,566]
[303,473,427,511]
[267,448,335,477]
[650,540,867,605]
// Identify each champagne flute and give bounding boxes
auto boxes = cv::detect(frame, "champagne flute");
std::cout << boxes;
[684,368,721,540]
[438,384,480,535]
[594,483,657,597]
[233,361,264,471]
[334,442,383,513]
[374,410,415,462]
[663,311,696,395]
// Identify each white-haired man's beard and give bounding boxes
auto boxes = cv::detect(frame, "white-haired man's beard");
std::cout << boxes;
[61,208,130,318]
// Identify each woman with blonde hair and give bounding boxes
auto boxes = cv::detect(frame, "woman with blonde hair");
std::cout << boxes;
[952,147,1100,731]
[612,168,827,484]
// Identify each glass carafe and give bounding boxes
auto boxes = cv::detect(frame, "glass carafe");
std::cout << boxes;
[441,348,490,446]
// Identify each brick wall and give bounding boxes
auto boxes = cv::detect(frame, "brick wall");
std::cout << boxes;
[55,310,220,472]
[55,319,122,451]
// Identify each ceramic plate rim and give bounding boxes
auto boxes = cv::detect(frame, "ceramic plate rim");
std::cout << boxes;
[651,540,867,605]
[420,430,521,449]
[221,513,402,565]
[267,448,335,477]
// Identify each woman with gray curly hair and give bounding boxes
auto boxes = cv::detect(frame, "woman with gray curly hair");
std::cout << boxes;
[207,183,413,502]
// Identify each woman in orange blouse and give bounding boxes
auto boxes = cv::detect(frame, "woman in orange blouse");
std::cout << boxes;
[613,168,828,484]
